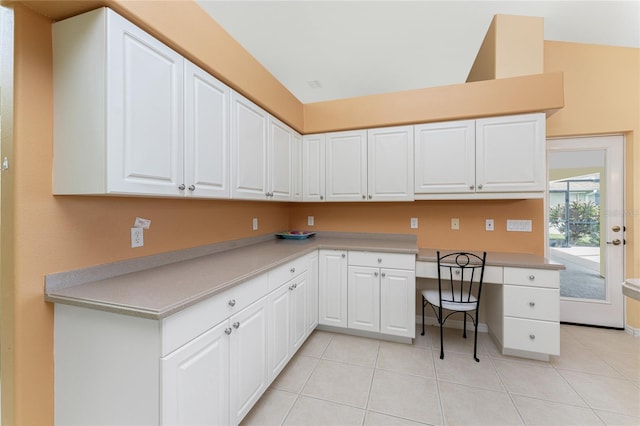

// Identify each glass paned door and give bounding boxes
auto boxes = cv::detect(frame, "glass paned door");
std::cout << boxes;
[547,136,625,328]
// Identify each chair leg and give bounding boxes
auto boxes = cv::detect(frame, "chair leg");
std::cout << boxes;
[439,308,444,360]
[421,296,425,336]
[463,314,467,339]
[473,319,480,362]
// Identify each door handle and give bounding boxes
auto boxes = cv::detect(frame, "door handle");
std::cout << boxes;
[606,239,623,246]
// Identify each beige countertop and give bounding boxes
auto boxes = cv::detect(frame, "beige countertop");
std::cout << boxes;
[45,233,418,319]
[417,248,565,270]
[45,233,564,320]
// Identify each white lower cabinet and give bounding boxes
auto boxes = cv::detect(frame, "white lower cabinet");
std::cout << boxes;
[348,266,380,332]
[318,250,349,328]
[380,268,416,338]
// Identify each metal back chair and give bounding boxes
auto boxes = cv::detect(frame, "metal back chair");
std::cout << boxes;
[421,251,487,361]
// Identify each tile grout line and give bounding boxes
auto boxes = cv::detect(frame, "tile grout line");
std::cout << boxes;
[361,341,381,425]
[488,355,527,425]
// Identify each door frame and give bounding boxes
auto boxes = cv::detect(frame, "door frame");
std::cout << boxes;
[545,135,626,329]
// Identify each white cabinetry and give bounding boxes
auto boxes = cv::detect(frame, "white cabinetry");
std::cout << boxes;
[414,113,545,199]
[380,268,416,338]
[302,134,326,201]
[53,8,231,199]
[318,250,349,327]
[292,133,303,201]
[324,127,414,202]
[348,266,381,332]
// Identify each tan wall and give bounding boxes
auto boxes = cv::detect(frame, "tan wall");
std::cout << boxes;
[544,40,640,327]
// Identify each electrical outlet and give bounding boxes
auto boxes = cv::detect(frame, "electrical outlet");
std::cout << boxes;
[486,219,494,231]
[131,227,143,248]
[410,218,418,229]
[451,218,460,230]
[252,218,258,231]
[308,216,315,226]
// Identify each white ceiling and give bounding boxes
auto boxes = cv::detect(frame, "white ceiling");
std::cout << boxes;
[196,1,640,103]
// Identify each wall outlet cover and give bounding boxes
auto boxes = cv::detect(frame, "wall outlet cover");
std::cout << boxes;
[451,218,460,230]
[410,218,418,229]
[131,227,143,248]
[252,218,258,231]
[308,216,315,226]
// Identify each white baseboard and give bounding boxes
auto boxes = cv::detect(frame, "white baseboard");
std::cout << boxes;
[416,315,488,333]
[625,324,640,337]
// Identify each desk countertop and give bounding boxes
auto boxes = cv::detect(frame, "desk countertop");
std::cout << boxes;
[417,249,565,270]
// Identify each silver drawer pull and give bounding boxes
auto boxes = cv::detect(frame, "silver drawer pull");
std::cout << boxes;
[378,258,382,263]
[290,267,295,273]
[529,275,535,281]
[289,285,295,291]
[232,321,240,329]
[374,272,379,277]
[381,272,386,278]
[224,328,232,335]
[188,185,196,191]
[228,299,236,307]
[529,334,536,340]
[529,301,535,307]
[341,253,346,258]
[455,270,461,275]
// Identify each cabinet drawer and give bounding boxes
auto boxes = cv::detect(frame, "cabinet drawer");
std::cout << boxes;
[503,286,559,321]
[415,261,502,284]
[504,267,559,288]
[348,251,414,270]
[268,256,308,291]
[162,274,268,356]
[503,317,559,355]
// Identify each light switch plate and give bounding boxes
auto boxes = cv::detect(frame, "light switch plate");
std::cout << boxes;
[410,218,418,229]
[485,219,494,231]
[252,218,258,231]
[451,218,460,230]
[507,219,532,232]
[308,216,314,226]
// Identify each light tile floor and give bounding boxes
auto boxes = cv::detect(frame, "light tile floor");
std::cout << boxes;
[241,325,640,425]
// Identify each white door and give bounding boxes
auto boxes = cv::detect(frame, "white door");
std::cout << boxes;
[302,134,326,202]
[318,250,348,327]
[267,283,291,382]
[348,266,380,332]
[268,116,293,200]
[367,126,414,201]
[325,130,367,201]
[291,272,308,351]
[229,297,269,424]
[108,13,183,196]
[547,135,625,328]
[380,268,416,338]
[306,254,319,334]
[230,92,268,200]
[477,113,545,193]
[184,61,230,198]
[161,320,230,426]
[414,120,475,194]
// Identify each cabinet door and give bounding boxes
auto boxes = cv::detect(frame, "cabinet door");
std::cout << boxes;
[414,120,475,194]
[325,130,367,201]
[268,116,293,201]
[318,250,348,328]
[367,126,414,201]
[161,320,230,426]
[267,283,291,383]
[380,268,416,338]
[302,134,326,202]
[184,61,230,198]
[306,254,319,334]
[108,11,184,196]
[292,132,303,201]
[229,297,269,425]
[347,266,380,332]
[230,91,268,200]
[475,113,545,193]
[291,272,308,352]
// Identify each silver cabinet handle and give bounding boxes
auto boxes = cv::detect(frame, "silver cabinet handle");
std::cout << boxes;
[469,185,475,190]
[290,267,295,273]
[455,269,461,275]
[294,283,298,289]
[368,194,372,199]
[228,299,236,307]
[529,275,535,281]
[362,195,366,199]
[320,195,324,200]
[341,253,346,258]
[188,185,195,191]
[529,301,536,307]
[374,271,379,277]
[381,272,386,277]
[232,321,240,329]
[377,258,382,263]
[224,328,232,335]
[178,184,186,190]
[529,334,536,340]
[478,184,483,190]
[289,285,295,291]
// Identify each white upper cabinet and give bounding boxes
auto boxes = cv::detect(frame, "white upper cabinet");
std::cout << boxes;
[302,134,326,202]
[414,120,476,194]
[53,8,184,197]
[367,126,414,201]
[325,130,368,201]
[475,113,546,193]
[231,92,295,201]
[292,133,303,201]
[230,91,269,200]
[414,113,546,199]
[184,61,230,198]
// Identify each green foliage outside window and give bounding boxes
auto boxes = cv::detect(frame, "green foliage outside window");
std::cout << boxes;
[549,200,600,247]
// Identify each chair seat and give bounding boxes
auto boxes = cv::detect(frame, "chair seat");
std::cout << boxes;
[422,289,478,312]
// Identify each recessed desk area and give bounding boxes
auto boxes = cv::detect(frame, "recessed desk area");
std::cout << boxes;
[416,249,565,361]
